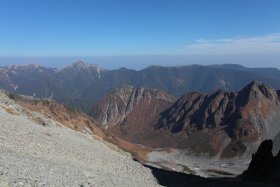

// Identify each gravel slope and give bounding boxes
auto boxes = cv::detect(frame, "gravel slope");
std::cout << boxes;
[0,91,160,187]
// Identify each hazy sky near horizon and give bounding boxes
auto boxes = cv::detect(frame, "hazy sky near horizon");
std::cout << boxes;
[0,0,280,69]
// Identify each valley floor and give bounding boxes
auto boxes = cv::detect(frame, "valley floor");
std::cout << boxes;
[146,149,251,177]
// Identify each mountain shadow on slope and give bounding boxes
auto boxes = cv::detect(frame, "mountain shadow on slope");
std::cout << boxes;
[144,164,278,187]
[145,140,280,187]
[242,139,280,184]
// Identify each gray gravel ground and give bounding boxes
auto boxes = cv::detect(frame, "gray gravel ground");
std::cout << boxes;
[0,92,160,187]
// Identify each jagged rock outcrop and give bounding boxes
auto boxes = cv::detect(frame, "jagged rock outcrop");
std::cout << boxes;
[242,139,280,184]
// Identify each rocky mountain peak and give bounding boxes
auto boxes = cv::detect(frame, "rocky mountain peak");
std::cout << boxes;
[72,60,86,66]
[71,61,103,71]
[242,81,268,92]
[152,81,280,157]
[240,81,275,100]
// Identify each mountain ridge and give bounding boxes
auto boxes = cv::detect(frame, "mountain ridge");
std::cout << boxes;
[2,62,280,112]
[91,81,280,159]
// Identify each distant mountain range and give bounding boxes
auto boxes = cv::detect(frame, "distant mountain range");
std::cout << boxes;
[1,61,280,112]
[91,81,280,158]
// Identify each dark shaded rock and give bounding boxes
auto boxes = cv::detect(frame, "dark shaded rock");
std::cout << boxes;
[243,140,274,179]
[242,139,280,184]
[144,164,277,187]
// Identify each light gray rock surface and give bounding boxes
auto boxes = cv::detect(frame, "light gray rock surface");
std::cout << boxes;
[0,91,160,187]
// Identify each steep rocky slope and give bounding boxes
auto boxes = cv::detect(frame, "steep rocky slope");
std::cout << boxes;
[153,81,280,158]
[0,90,160,186]
[90,86,175,126]
[12,93,106,138]
[91,81,280,159]
[90,86,176,143]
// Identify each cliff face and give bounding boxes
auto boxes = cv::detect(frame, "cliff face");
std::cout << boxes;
[90,86,175,127]
[90,86,176,143]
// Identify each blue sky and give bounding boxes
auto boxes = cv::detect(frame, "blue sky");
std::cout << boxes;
[0,0,280,69]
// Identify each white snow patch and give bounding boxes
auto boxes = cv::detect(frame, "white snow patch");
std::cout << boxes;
[14,85,18,91]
